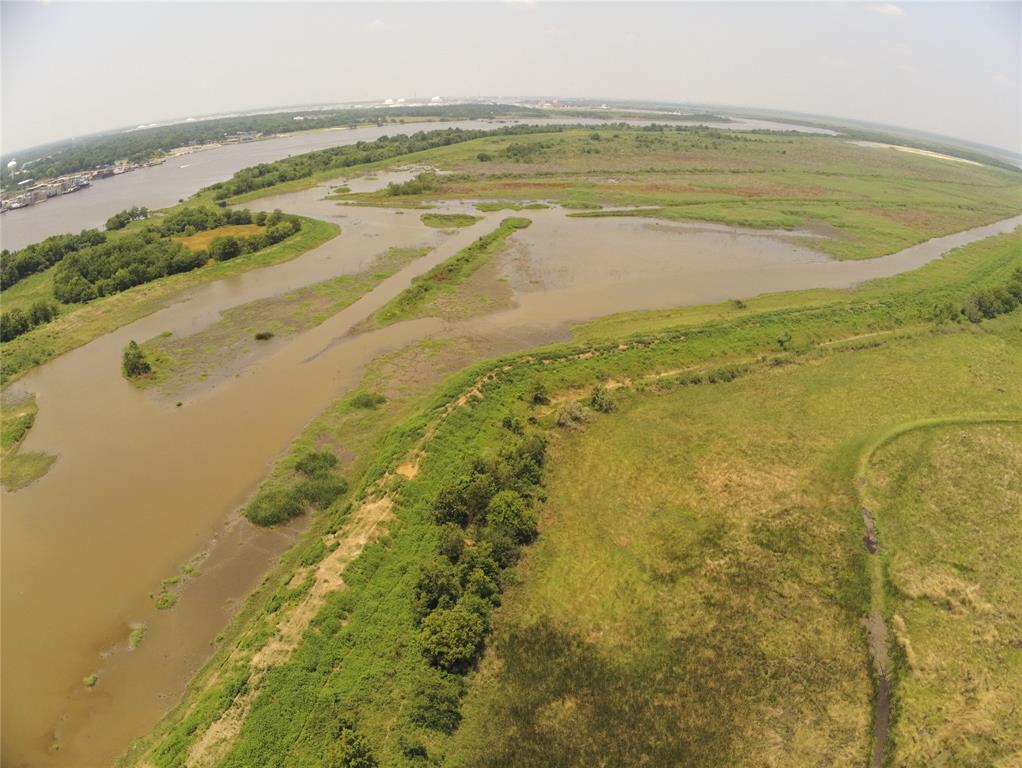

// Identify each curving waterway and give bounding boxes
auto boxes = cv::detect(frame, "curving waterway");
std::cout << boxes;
[1,126,1017,768]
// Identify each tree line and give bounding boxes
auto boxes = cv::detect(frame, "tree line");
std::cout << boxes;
[0,300,58,342]
[1,206,301,342]
[105,206,150,230]
[2,104,540,189]
[1,229,107,289]
[52,206,300,304]
[206,124,575,200]
[407,428,546,736]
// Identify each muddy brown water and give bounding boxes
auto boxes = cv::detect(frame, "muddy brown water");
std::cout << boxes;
[2,176,1019,767]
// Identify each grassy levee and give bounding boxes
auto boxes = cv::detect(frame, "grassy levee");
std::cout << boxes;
[860,421,1022,767]
[0,216,339,385]
[367,217,530,327]
[135,246,431,395]
[124,229,1022,767]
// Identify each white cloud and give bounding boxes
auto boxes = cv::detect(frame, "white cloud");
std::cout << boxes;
[869,4,907,17]
[367,18,391,32]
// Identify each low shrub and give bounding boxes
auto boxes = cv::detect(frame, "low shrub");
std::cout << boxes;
[295,450,338,477]
[590,385,617,413]
[295,475,348,510]
[350,392,387,409]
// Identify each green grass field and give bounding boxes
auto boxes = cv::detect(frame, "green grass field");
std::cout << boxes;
[313,128,1022,260]
[124,225,1022,767]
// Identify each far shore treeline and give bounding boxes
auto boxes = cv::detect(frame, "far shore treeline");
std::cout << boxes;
[0,104,540,190]
[206,124,584,199]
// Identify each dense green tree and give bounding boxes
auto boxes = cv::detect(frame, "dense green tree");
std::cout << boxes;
[105,206,149,230]
[486,489,538,544]
[207,236,242,261]
[0,309,29,341]
[436,523,465,563]
[419,603,488,673]
[413,559,461,618]
[121,340,151,378]
[409,669,464,733]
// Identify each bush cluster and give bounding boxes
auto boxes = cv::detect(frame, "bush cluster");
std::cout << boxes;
[413,433,545,680]
[386,172,437,196]
[205,214,300,262]
[350,392,387,409]
[122,340,151,378]
[245,449,347,526]
[589,385,617,413]
[931,268,1022,325]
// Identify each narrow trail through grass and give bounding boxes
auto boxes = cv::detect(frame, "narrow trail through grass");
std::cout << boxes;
[854,416,1022,768]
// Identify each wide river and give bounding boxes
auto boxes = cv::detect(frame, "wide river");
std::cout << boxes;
[2,119,1017,768]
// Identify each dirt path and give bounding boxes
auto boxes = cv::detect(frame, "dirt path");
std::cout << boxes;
[853,415,1022,768]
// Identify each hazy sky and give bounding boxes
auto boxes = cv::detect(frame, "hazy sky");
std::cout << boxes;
[2,1,1019,154]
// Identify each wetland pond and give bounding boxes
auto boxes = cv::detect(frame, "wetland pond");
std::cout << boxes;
[3,170,1019,767]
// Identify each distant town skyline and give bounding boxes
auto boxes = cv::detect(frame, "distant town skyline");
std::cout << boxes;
[2,2,1019,154]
